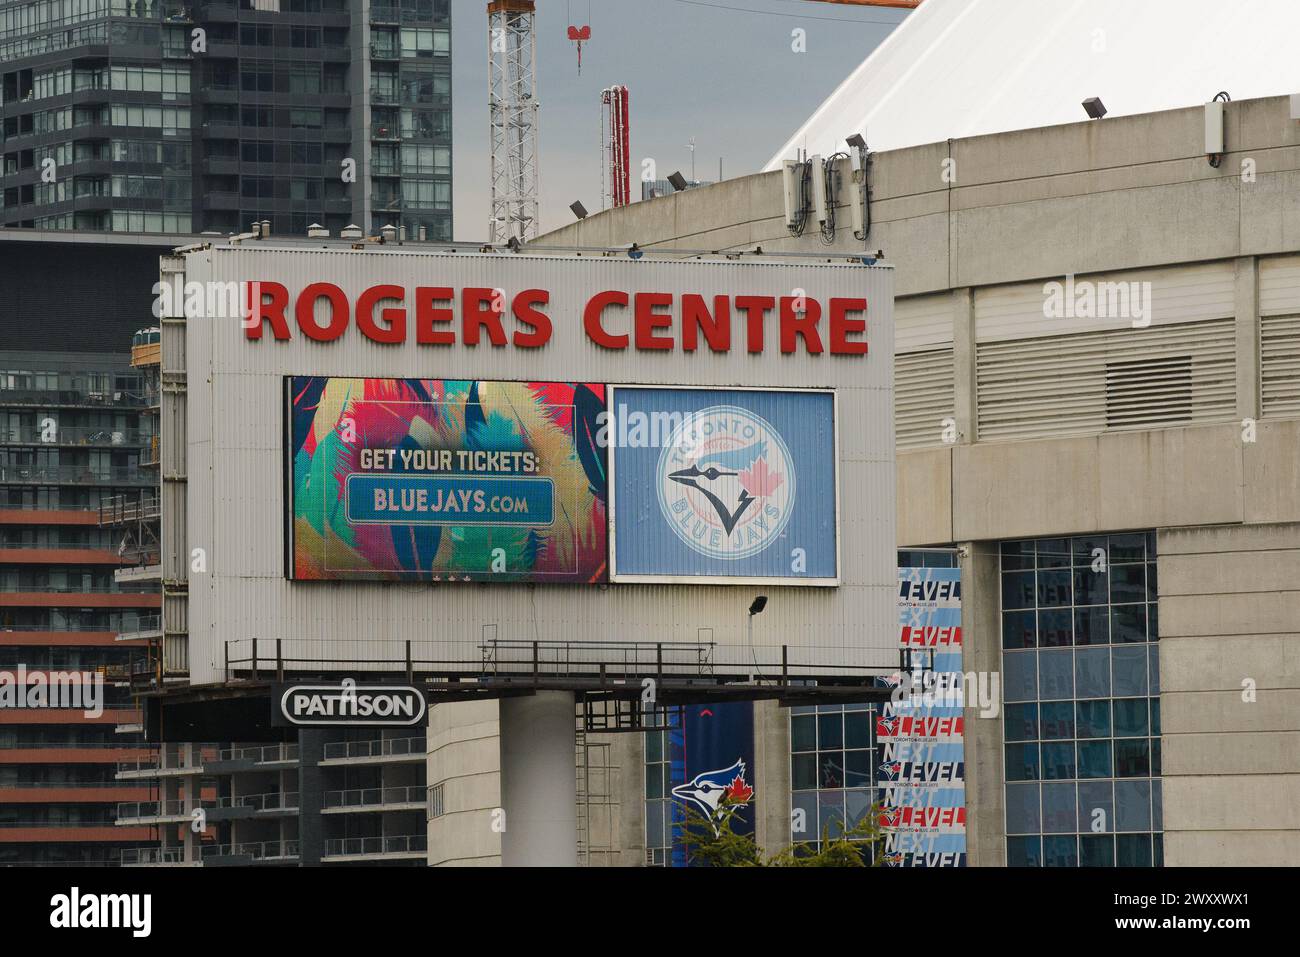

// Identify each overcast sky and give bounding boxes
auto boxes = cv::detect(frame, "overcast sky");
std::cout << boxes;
[449,0,908,241]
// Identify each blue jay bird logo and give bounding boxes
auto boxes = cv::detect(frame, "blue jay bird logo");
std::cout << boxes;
[671,758,754,834]
[656,405,796,562]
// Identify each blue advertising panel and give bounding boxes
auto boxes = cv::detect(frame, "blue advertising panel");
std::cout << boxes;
[610,387,837,583]
[667,702,756,867]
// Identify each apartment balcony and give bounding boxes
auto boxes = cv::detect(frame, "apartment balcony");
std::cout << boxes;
[116,751,206,780]
[0,544,129,565]
[201,840,300,866]
[0,386,149,409]
[116,799,190,826]
[204,742,299,773]
[0,465,154,487]
[370,44,399,61]
[98,493,160,527]
[205,190,240,211]
[204,790,299,822]
[322,785,426,814]
[114,563,162,586]
[0,427,145,448]
[117,614,162,643]
[201,156,239,176]
[320,736,426,766]
[322,834,426,863]
[120,846,196,867]
[371,124,400,141]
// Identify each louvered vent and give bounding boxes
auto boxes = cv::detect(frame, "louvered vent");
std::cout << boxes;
[1106,356,1192,428]
[896,347,955,449]
[976,319,1235,441]
[1261,314,1300,417]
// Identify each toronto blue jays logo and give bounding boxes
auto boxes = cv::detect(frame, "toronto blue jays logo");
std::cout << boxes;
[878,760,905,782]
[656,406,795,561]
[670,758,755,834]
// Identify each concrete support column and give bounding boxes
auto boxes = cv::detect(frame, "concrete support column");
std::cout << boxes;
[959,541,1004,866]
[1234,256,1260,421]
[499,692,578,866]
[755,699,790,857]
[951,287,977,444]
[297,730,324,866]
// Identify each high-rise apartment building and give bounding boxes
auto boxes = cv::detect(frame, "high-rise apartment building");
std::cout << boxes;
[0,0,452,239]
[0,233,169,865]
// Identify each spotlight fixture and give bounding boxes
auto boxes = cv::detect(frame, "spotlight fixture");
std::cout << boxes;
[667,171,690,192]
[569,200,588,220]
[1082,97,1107,120]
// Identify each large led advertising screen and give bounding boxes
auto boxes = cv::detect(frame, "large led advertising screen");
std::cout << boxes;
[287,377,608,582]
[609,387,838,584]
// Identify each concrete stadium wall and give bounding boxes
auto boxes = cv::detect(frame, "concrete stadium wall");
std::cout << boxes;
[1158,524,1300,866]
[527,93,1300,866]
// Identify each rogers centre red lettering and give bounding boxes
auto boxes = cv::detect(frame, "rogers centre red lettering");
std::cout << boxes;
[244,282,868,356]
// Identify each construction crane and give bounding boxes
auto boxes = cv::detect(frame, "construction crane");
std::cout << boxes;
[487,0,922,243]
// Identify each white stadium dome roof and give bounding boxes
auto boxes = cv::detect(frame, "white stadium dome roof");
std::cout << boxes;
[766,0,1300,169]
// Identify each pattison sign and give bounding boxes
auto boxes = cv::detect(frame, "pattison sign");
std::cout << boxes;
[274,683,427,727]
[240,282,870,356]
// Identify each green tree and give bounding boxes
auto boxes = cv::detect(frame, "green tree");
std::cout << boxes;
[678,798,884,867]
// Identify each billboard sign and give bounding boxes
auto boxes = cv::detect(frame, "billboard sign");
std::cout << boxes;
[608,387,837,584]
[273,682,427,727]
[287,376,608,582]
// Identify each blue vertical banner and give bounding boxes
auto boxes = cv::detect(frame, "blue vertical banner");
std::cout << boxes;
[878,567,967,866]
[667,701,756,866]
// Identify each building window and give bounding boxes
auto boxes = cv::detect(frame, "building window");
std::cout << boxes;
[643,709,676,866]
[790,703,876,858]
[1000,533,1162,867]
[429,782,444,818]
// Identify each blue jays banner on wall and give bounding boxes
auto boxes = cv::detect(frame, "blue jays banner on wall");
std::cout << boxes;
[608,387,837,584]
[878,567,967,867]
[668,702,756,867]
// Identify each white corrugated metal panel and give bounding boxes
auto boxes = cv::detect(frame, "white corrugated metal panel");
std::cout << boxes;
[1259,255,1300,316]
[975,263,1235,344]
[181,245,896,683]
[767,0,1300,167]
[896,348,954,450]
[1261,314,1300,417]
[977,319,1236,441]
[896,293,953,354]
